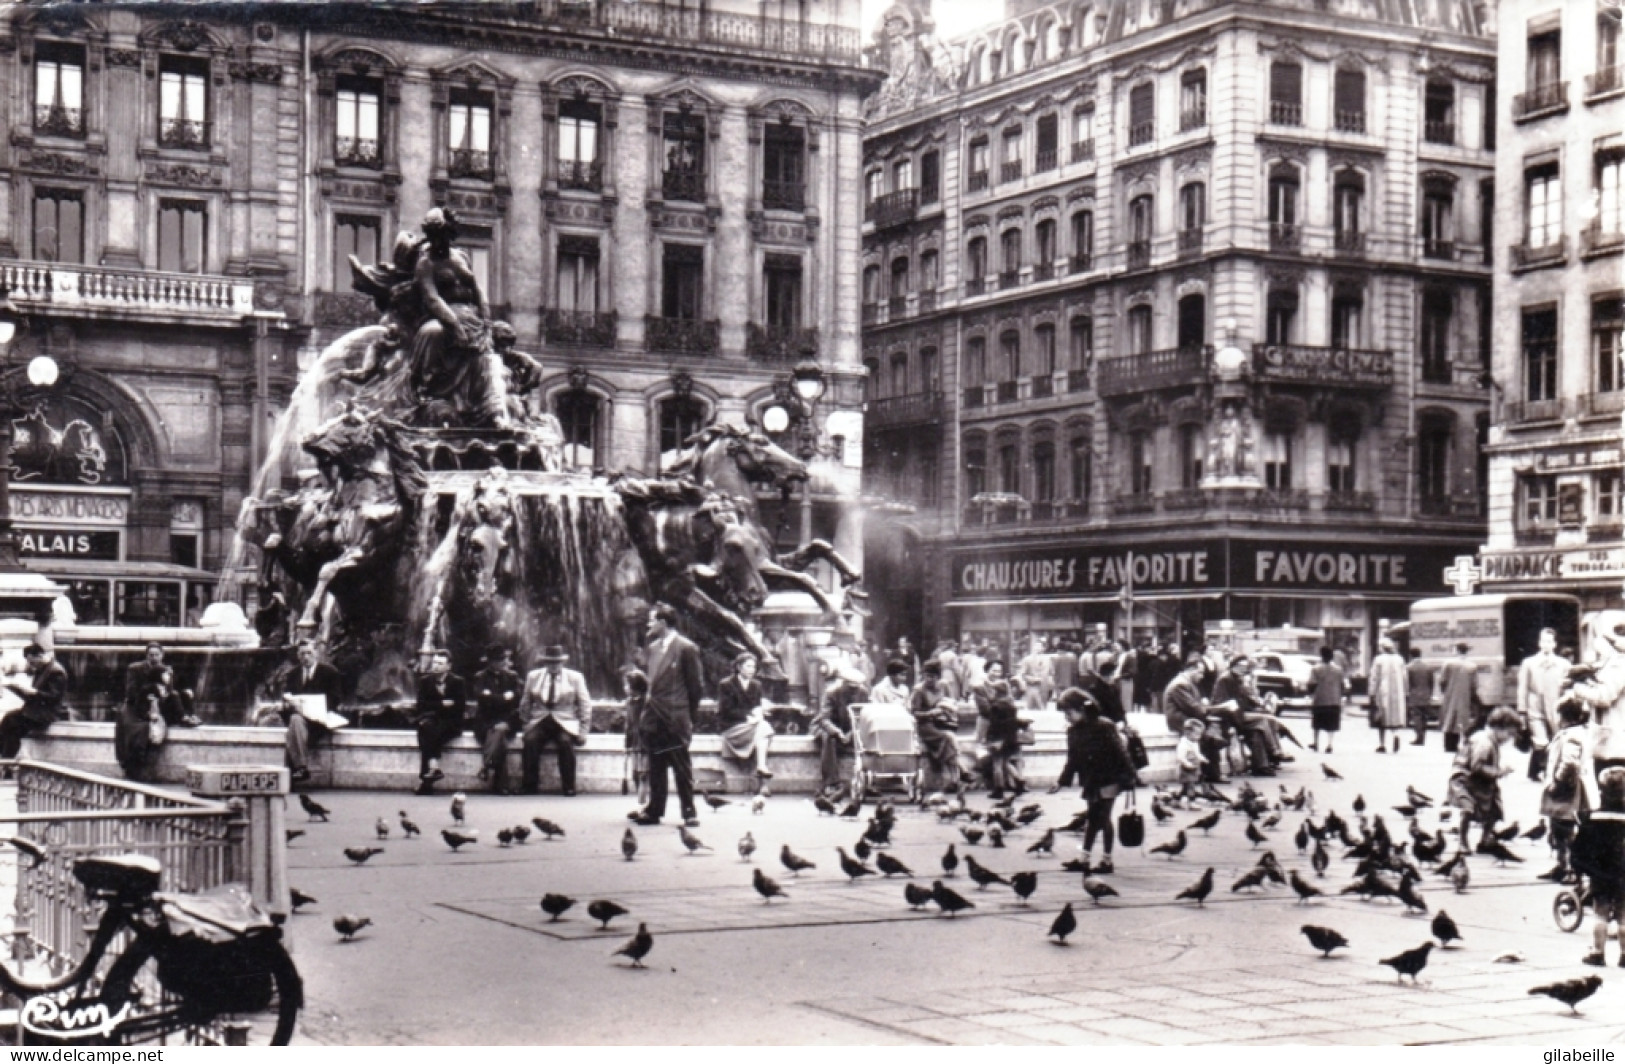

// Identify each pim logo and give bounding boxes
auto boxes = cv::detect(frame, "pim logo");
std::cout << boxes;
[20,991,133,1040]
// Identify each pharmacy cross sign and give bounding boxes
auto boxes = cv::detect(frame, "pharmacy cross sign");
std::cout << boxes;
[1444,555,1482,596]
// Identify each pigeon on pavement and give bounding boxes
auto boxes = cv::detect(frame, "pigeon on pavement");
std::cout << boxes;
[753,868,788,903]
[1379,942,1434,984]
[298,794,330,822]
[941,843,959,877]
[1301,924,1349,957]
[621,828,638,861]
[343,847,383,865]
[398,811,420,838]
[1529,976,1603,1014]
[587,900,629,929]
[1082,875,1119,904]
[450,792,466,825]
[374,817,389,840]
[613,924,653,968]
[1010,871,1038,904]
[876,852,913,877]
[1321,764,1343,781]
[677,825,711,854]
[333,914,371,941]
[781,845,816,876]
[964,855,1008,890]
[903,882,933,910]
[1432,910,1462,946]
[1289,870,1323,903]
[1176,868,1215,906]
[291,888,318,911]
[931,880,975,917]
[1048,902,1078,943]
[540,893,575,921]
[532,817,566,840]
[738,832,757,862]
[441,829,477,851]
[1151,831,1188,859]
[837,847,875,882]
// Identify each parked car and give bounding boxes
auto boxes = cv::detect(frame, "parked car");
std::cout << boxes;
[1252,652,1317,709]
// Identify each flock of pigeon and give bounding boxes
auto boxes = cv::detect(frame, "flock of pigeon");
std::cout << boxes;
[288,760,1605,1017]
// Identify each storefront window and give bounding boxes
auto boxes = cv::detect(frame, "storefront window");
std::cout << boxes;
[63,578,110,626]
[116,581,181,627]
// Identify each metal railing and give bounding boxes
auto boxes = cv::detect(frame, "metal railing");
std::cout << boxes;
[1000,161,1022,183]
[918,289,937,314]
[1067,368,1092,393]
[1324,490,1375,512]
[1578,390,1625,419]
[158,117,209,150]
[1423,120,1455,145]
[1069,252,1092,274]
[962,385,985,408]
[336,136,381,167]
[1128,121,1154,147]
[1334,230,1366,256]
[968,171,989,192]
[559,158,604,192]
[1587,67,1624,99]
[1096,346,1209,397]
[888,294,907,317]
[1269,100,1303,126]
[866,392,942,427]
[530,0,863,61]
[0,261,255,321]
[762,178,804,212]
[1503,397,1569,423]
[661,168,704,202]
[995,380,1019,403]
[449,147,493,179]
[1032,262,1055,282]
[998,269,1020,290]
[1582,223,1625,257]
[1034,149,1057,174]
[1126,240,1151,269]
[1513,81,1569,119]
[34,105,84,137]
[1177,228,1203,256]
[1269,223,1300,251]
[1334,110,1366,134]
[1180,103,1207,131]
[866,188,918,228]
[964,276,986,297]
[644,315,718,355]
[1422,238,1456,260]
[1071,140,1094,163]
[746,323,819,362]
[1030,374,1055,399]
[544,308,617,347]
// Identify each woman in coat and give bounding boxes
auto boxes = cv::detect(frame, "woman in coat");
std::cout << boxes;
[716,652,774,782]
[910,660,963,796]
[1367,638,1409,754]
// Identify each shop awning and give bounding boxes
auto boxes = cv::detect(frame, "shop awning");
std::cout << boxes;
[23,560,218,582]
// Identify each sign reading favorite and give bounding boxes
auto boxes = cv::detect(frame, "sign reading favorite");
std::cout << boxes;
[951,540,1456,599]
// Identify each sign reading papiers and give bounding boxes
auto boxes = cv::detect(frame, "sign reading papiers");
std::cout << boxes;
[952,539,1458,599]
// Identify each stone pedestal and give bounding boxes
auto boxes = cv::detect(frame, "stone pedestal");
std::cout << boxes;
[186,765,290,921]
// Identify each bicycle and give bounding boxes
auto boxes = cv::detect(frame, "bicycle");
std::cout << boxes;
[0,854,302,1045]
[1553,873,1591,934]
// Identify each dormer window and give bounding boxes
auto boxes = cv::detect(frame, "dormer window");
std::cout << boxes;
[159,55,209,149]
[34,42,85,137]
[335,76,382,167]
[448,89,494,178]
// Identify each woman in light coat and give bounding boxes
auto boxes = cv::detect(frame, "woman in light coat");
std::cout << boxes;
[1367,639,1408,754]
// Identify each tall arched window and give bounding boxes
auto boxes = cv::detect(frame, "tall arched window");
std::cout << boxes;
[1268,163,1300,248]
[555,388,601,471]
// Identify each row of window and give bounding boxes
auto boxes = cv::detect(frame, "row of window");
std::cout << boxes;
[1520,298,1625,404]
[1514,13,1621,115]
[31,43,814,209]
[1520,472,1623,532]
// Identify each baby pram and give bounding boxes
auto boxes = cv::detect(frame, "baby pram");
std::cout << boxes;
[850,702,921,802]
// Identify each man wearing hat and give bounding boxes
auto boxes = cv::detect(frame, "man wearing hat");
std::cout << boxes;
[472,644,524,794]
[519,644,592,796]
[280,639,345,784]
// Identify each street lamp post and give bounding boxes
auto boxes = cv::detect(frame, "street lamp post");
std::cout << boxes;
[762,358,827,547]
[0,287,59,573]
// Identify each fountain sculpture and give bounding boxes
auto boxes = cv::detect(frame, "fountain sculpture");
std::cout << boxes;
[230,209,862,703]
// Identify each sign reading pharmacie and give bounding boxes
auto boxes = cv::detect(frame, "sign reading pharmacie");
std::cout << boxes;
[1480,545,1625,583]
[952,538,1458,599]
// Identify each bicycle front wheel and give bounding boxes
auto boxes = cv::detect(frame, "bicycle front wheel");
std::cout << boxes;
[1554,889,1584,933]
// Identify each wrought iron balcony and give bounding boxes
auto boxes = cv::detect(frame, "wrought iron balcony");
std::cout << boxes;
[1163,489,1207,512]
[1324,490,1376,513]
[158,117,210,150]
[662,167,704,202]
[559,158,604,192]
[1112,494,1156,516]
[998,269,1020,290]
[544,308,618,347]
[1071,139,1094,163]
[336,136,382,167]
[1126,240,1151,269]
[1587,66,1625,100]
[1252,343,1394,389]
[1000,161,1022,183]
[995,380,1019,404]
[1030,374,1054,399]
[962,385,985,408]
[1334,110,1366,134]
[866,188,918,229]
[1128,121,1154,147]
[1423,120,1455,145]
[1511,237,1567,270]
[968,170,989,192]
[1096,346,1209,397]
[1419,355,1454,386]
[745,323,819,363]
[888,294,908,317]
[1028,261,1052,283]
[1067,368,1092,393]
[1256,488,1310,510]
[1070,252,1092,274]
[34,104,83,137]
[1180,103,1207,131]
[1334,230,1366,257]
[762,178,805,212]
[964,276,986,297]
[866,391,943,427]
[449,148,494,179]
[1268,223,1300,251]
[1513,81,1569,120]
[1582,223,1625,258]
[918,289,937,314]
[920,182,940,206]
[1034,149,1057,174]
[529,0,864,61]
[1422,238,1455,260]
[644,315,718,355]
[1269,100,1303,126]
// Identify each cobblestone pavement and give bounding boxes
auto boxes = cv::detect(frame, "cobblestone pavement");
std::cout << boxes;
[277,727,1625,1045]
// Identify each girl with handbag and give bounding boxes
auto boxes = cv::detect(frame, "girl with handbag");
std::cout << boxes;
[1059,687,1136,873]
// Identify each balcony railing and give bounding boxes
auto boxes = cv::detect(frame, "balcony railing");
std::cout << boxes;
[1000,160,1022,183]
[1126,240,1151,269]
[998,269,1020,290]
[962,385,985,408]
[1180,103,1207,131]
[1269,223,1300,251]
[866,188,918,229]
[1503,397,1568,424]
[968,170,989,192]
[1423,120,1455,145]
[1578,390,1625,419]
[918,289,937,314]
[559,158,605,192]
[336,136,382,167]
[888,294,908,317]
[1513,81,1569,120]
[1112,494,1156,516]
[1177,228,1203,256]
[1067,368,1092,393]
[662,167,704,202]
[1269,100,1303,126]
[34,104,84,137]
[1034,149,1057,173]
[920,182,940,206]
[0,260,255,322]
[995,380,1019,403]
[866,391,943,427]
[745,322,819,362]
[1071,139,1094,163]
[1324,490,1376,513]
[1334,109,1366,134]
[644,315,719,355]
[1257,488,1310,510]
[1511,237,1567,270]
[544,308,618,347]
[529,0,863,61]
[762,178,805,211]
[1096,345,1209,397]
[861,302,880,325]
[158,116,210,150]
[965,276,986,297]
[1163,489,1207,512]
[1419,357,1454,386]
[449,147,494,179]
[1422,238,1456,260]
[1582,223,1625,258]
[1029,501,1057,522]
[1030,374,1055,399]
[1033,261,1055,283]
[1128,121,1154,147]
[1070,252,1092,274]
[1252,343,1394,388]
[1587,66,1625,100]
[1334,230,1366,256]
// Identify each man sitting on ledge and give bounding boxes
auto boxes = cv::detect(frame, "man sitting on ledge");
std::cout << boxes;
[0,643,67,759]
[279,640,346,785]
[520,645,590,796]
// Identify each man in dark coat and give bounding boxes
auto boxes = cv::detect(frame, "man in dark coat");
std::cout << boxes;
[630,605,704,827]
[0,643,67,758]
[471,644,524,794]
[125,643,200,728]
[280,639,346,784]
[414,648,466,793]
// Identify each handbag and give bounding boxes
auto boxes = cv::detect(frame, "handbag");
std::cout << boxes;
[1116,789,1145,848]
[148,714,169,746]
[1124,727,1150,770]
